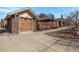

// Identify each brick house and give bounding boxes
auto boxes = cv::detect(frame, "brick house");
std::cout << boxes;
[56,18,64,27]
[5,8,64,33]
[1,20,7,28]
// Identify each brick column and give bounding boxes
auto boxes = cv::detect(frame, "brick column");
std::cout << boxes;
[56,21,59,28]
[32,19,37,32]
[12,14,19,33]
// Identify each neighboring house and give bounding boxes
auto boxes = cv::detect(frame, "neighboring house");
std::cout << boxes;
[0,19,7,28]
[56,19,64,27]
[56,15,64,27]
[3,20,7,28]
[5,8,64,33]
[1,19,4,28]
[0,22,1,28]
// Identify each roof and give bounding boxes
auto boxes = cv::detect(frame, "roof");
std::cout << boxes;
[38,13,52,21]
[56,18,64,21]
[36,18,57,21]
[5,7,40,20]
[8,8,30,15]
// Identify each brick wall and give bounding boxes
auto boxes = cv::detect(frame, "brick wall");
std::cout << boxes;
[36,20,58,31]
[7,18,12,32]
[11,15,19,33]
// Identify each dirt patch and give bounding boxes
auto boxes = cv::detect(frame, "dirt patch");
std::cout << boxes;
[46,27,79,42]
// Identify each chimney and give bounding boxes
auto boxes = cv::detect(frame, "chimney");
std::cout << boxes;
[52,15,54,19]
[61,15,63,19]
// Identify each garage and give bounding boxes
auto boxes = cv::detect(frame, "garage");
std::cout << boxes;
[19,17,32,32]
[5,8,39,33]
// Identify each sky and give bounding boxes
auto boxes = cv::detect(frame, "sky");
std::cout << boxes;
[0,7,79,21]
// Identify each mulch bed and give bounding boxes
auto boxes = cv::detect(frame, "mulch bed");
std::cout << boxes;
[46,27,79,42]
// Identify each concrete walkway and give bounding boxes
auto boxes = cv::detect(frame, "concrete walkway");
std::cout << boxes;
[0,26,79,52]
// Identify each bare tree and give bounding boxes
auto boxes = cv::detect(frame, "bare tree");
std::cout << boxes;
[74,11,79,26]
[66,10,79,26]
[38,13,55,20]
[38,13,49,18]
[48,14,54,19]
[70,11,79,26]
[66,16,72,26]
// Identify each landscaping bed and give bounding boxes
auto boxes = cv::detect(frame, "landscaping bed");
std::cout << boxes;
[46,27,79,42]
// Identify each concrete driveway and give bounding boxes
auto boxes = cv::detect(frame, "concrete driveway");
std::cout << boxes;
[0,27,79,52]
